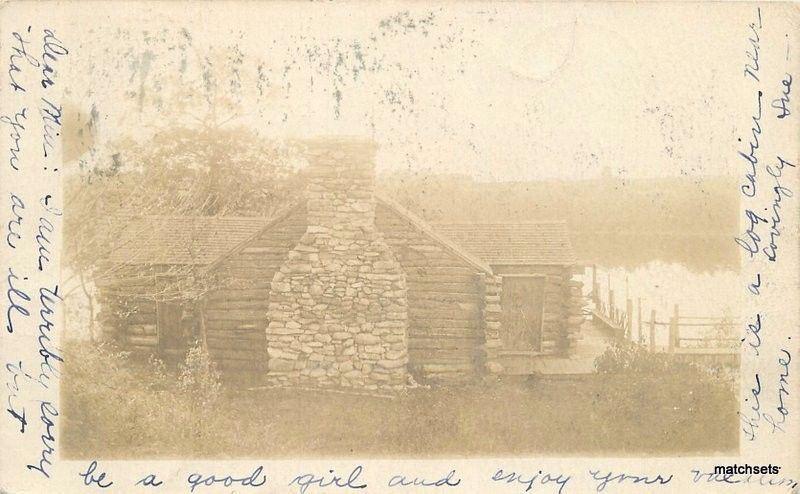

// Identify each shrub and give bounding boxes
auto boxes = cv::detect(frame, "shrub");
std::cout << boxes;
[595,339,707,375]
[178,344,222,408]
[591,340,737,450]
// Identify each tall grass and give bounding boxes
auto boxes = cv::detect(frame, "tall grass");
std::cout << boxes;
[62,339,737,458]
[62,341,237,457]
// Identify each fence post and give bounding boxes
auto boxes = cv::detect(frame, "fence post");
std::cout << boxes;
[649,309,656,352]
[668,304,679,353]
[637,298,643,345]
[625,277,630,305]
[626,298,633,340]
[609,289,615,320]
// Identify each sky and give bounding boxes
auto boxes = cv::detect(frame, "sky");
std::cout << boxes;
[53,2,763,181]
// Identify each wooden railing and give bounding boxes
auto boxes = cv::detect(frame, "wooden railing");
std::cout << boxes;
[589,265,738,355]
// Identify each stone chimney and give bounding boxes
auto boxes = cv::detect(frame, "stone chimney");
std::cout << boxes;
[265,137,409,389]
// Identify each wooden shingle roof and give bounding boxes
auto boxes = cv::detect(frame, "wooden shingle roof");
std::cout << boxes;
[106,215,270,265]
[432,222,577,266]
[103,208,574,269]
[203,196,493,275]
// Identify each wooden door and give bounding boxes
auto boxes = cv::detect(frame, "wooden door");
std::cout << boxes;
[156,301,185,357]
[500,276,545,351]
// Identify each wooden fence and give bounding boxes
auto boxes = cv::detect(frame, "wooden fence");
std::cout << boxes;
[589,265,739,362]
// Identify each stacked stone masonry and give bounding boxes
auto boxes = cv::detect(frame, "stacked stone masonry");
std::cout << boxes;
[265,138,410,389]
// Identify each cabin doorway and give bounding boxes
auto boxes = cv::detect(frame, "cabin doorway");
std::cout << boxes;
[500,275,545,351]
[156,301,186,358]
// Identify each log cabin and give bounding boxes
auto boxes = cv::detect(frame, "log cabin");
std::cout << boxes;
[96,137,583,388]
[433,223,584,375]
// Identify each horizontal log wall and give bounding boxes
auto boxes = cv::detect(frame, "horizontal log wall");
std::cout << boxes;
[375,203,484,384]
[204,207,306,375]
[96,265,165,353]
[96,264,204,363]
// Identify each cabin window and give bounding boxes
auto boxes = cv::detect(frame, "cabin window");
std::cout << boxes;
[156,301,183,353]
[500,276,545,351]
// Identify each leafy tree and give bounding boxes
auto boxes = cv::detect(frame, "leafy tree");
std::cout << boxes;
[61,36,304,337]
[65,125,299,266]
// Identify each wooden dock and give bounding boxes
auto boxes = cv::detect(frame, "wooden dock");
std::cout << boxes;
[528,319,616,375]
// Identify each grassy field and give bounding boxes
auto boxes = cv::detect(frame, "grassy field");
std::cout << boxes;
[61,342,738,459]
